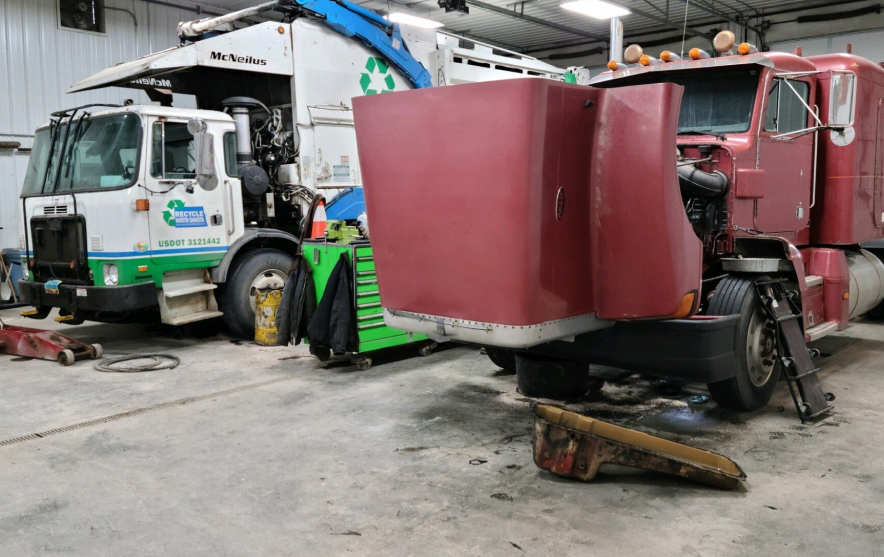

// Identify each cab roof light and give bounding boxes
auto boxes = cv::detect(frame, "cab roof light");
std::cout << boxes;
[639,54,660,66]
[607,60,631,71]
[623,44,643,64]
[689,48,710,60]
[738,42,758,55]
[659,50,681,62]
[713,30,736,54]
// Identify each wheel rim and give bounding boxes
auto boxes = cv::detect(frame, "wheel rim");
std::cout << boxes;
[746,307,777,387]
[249,268,287,314]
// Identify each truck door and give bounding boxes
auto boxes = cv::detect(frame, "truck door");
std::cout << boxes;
[145,117,229,267]
[754,76,815,234]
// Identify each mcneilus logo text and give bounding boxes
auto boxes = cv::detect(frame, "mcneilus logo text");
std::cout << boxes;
[210,51,268,66]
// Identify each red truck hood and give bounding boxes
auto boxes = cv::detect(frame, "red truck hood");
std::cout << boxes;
[353,78,702,348]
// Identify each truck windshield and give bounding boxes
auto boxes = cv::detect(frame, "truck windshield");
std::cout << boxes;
[598,67,760,135]
[21,113,142,197]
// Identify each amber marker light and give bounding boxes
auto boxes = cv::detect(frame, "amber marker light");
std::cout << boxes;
[673,292,697,318]
[639,55,660,66]
[607,60,621,70]
[688,48,710,60]
[659,50,681,62]
[738,43,758,55]
[138,265,148,272]
[135,199,150,211]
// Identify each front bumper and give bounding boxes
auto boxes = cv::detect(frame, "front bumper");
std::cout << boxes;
[18,280,158,314]
[528,315,741,384]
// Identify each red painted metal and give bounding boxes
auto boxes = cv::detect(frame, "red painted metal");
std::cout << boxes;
[802,248,850,328]
[810,54,884,244]
[353,79,701,327]
[0,324,98,365]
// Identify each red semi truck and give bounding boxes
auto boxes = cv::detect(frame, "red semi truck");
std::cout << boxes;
[352,32,884,412]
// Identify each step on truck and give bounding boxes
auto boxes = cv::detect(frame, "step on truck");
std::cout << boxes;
[352,31,884,412]
[16,0,574,337]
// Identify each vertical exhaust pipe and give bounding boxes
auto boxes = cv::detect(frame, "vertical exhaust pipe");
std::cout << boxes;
[610,17,624,63]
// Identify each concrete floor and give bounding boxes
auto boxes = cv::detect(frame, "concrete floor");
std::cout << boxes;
[1,309,883,556]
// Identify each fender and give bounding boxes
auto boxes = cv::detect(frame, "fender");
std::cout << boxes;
[211,228,300,283]
[728,236,809,323]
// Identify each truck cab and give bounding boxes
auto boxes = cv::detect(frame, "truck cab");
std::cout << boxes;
[19,105,240,326]
[349,32,884,412]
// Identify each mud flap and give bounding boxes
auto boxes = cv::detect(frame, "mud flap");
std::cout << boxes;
[532,405,746,489]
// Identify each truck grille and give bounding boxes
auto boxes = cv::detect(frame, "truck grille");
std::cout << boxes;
[29,215,90,283]
[43,205,69,215]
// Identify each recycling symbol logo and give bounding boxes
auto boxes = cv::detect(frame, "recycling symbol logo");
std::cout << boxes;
[163,199,185,227]
[360,56,396,95]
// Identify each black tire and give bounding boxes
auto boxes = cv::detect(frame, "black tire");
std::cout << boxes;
[706,275,781,412]
[485,346,516,374]
[220,248,293,339]
[516,353,590,399]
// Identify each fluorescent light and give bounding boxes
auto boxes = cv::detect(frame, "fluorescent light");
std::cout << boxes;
[561,0,630,19]
[386,12,444,28]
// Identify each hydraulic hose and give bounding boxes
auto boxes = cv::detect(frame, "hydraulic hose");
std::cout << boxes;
[677,165,729,198]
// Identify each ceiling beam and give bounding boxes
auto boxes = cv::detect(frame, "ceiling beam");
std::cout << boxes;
[670,0,764,36]
[466,0,610,42]
[625,4,713,41]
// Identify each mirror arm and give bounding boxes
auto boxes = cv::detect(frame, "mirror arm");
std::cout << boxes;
[781,78,823,128]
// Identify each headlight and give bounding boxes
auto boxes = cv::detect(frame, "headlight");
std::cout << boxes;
[103,264,119,286]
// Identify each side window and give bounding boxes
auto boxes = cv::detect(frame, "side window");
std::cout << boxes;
[765,79,810,133]
[223,132,239,177]
[150,121,195,179]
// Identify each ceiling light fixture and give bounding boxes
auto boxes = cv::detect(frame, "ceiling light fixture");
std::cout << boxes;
[560,0,630,19]
[386,12,445,28]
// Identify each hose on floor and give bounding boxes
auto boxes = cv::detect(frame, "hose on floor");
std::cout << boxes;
[94,354,181,373]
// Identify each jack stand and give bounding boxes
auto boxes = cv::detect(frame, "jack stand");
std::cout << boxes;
[0,317,102,366]
[755,279,834,423]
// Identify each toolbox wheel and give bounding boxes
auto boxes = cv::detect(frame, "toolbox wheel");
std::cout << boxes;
[516,353,590,399]
[485,346,517,375]
[57,349,75,366]
[355,357,372,371]
[418,342,438,357]
[91,343,104,359]
[706,275,782,412]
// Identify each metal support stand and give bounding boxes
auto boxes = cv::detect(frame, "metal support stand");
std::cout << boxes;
[755,278,834,423]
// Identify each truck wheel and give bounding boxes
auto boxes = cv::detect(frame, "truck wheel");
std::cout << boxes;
[516,353,590,399]
[706,275,781,412]
[221,248,292,339]
[485,346,516,374]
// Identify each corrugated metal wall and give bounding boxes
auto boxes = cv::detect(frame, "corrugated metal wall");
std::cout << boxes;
[0,0,202,250]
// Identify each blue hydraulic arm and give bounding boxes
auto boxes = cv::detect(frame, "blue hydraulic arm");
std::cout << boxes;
[284,0,433,89]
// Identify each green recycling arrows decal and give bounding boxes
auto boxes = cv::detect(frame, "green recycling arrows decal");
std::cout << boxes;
[360,56,396,95]
[162,199,207,228]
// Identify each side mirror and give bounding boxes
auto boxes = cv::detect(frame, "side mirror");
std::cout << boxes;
[187,118,218,191]
[828,71,856,128]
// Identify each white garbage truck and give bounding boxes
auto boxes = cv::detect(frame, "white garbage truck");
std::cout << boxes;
[17,0,575,337]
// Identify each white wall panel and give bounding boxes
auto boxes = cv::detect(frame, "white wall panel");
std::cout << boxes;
[0,0,206,249]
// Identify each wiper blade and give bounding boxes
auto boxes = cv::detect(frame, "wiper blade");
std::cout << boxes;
[678,130,726,141]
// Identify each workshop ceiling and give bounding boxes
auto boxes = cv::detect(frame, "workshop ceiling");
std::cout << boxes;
[192,0,859,53]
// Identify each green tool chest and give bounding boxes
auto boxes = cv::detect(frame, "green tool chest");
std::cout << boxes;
[301,240,429,363]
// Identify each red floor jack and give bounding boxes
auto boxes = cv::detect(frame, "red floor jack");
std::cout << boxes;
[0,317,103,366]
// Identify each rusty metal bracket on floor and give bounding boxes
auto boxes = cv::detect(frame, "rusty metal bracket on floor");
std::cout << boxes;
[532,405,746,489]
